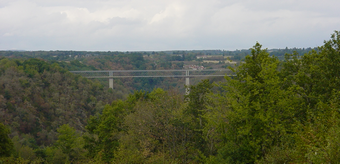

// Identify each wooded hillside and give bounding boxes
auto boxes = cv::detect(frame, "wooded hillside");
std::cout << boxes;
[0,58,122,157]
[1,31,340,163]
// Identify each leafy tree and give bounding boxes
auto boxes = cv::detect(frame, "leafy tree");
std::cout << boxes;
[0,123,13,157]
[55,124,85,162]
[183,79,213,159]
[273,31,340,163]
[84,100,127,162]
[84,90,154,163]
[211,43,301,163]
[45,146,68,164]
[114,89,186,163]
[56,124,77,155]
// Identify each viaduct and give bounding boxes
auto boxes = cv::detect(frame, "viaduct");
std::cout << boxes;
[70,69,234,89]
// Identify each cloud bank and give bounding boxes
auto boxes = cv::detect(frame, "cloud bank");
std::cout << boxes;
[1,0,339,51]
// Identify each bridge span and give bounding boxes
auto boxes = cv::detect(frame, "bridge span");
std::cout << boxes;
[70,69,234,89]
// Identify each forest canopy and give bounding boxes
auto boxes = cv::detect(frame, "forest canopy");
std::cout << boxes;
[0,31,340,163]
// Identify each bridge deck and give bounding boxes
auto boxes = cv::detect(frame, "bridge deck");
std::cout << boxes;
[84,75,234,78]
[70,69,232,73]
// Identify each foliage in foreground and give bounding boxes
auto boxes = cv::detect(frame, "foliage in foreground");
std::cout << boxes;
[1,31,340,163]
[209,31,340,163]
[81,31,340,163]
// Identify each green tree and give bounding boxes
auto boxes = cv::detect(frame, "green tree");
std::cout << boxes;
[56,124,85,162]
[184,79,213,159]
[84,90,155,162]
[114,89,187,163]
[45,146,68,164]
[271,31,340,163]
[211,43,300,163]
[56,124,76,155]
[0,123,13,157]
[84,100,127,162]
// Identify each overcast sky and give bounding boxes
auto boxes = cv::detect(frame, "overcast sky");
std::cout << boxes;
[0,0,339,51]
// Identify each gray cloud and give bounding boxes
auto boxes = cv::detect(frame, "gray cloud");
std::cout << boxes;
[0,0,339,51]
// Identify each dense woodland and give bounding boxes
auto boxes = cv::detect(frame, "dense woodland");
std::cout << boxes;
[1,31,340,163]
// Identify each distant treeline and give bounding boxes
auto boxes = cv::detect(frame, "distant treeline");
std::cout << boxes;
[0,47,317,62]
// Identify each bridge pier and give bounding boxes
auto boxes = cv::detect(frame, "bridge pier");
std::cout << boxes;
[109,72,113,89]
[185,70,190,94]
